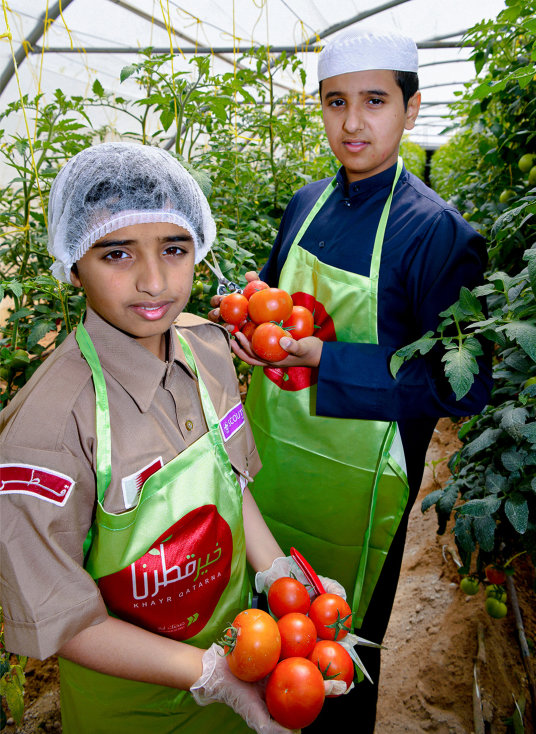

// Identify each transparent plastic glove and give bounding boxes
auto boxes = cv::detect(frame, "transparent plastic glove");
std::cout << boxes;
[323,679,349,696]
[190,643,296,734]
[255,556,346,600]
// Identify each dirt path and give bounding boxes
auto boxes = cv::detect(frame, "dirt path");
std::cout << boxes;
[3,418,535,732]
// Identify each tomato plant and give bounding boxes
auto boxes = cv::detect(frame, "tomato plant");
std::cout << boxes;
[277,613,317,659]
[220,608,281,682]
[248,288,293,324]
[265,657,325,729]
[220,292,249,326]
[251,323,290,362]
[243,279,269,300]
[308,593,352,641]
[308,640,354,696]
[282,305,314,340]
[486,585,507,603]
[267,576,311,618]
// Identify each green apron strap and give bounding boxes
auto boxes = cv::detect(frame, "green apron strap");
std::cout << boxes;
[351,421,397,614]
[174,328,220,431]
[75,322,112,504]
[369,157,403,341]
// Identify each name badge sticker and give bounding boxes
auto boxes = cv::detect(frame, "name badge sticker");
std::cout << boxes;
[220,402,245,442]
[0,463,75,506]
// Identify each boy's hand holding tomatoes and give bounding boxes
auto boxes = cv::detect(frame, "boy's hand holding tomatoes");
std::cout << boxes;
[190,642,294,734]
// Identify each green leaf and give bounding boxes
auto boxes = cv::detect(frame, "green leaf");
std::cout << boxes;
[389,331,436,377]
[455,514,475,552]
[459,286,484,318]
[501,448,527,472]
[120,64,138,82]
[458,415,479,440]
[458,495,501,517]
[499,406,528,441]
[521,422,536,445]
[485,471,507,494]
[463,427,503,458]
[5,677,24,725]
[27,321,52,349]
[503,321,536,362]
[92,78,104,97]
[504,495,529,534]
[437,483,460,516]
[421,488,443,513]
[473,515,496,552]
[442,339,482,400]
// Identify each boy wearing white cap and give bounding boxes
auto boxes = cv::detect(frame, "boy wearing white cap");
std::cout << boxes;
[0,142,312,734]
[224,29,491,731]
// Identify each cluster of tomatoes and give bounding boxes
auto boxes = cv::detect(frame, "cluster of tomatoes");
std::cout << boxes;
[219,280,315,362]
[220,576,354,729]
[459,564,508,619]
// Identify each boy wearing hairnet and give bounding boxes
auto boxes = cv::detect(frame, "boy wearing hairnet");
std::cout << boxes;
[0,142,347,733]
[212,29,491,732]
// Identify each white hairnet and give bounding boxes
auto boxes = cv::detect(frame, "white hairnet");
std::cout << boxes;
[47,142,216,282]
[318,28,418,81]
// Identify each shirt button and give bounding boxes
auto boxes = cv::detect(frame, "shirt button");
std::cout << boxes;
[319,241,325,248]
[185,419,194,431]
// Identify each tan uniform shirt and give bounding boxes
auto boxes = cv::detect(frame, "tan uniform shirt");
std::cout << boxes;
[0,307,261,659]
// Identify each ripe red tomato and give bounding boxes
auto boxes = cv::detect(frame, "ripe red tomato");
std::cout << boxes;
[308,593,352,641]
[277,613,317,659]
[268,576,311,618]
[248,288,293,324]
[222,608,281,682]
[485,565,507,585]
[251,322,289,362]
[240,319,257,341]
[220,292,249,326]
[266,657,325,729]
[283,305,314,340]
[308,640,354,696]
[242,279,270,300]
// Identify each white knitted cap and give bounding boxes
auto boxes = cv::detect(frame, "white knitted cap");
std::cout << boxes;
[318,28,418,81]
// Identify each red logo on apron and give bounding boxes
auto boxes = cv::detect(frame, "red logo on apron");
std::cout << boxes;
[98,505,232,640]
[264,292,337,391]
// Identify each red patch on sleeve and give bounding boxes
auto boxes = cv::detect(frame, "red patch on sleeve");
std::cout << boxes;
[0,464,75,506]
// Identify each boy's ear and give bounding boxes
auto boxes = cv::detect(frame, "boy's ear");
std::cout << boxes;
[404,91,421,131]
[70,265,82,288]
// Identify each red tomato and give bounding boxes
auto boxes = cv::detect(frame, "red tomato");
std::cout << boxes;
[308,593,352,641]
[222,608,281,682]
[251,323,289,362]
[266,657,325,729]
[243,279,270,300]
[220,293,249,326]
[268,576,311,618]
[248,288,293,324]
[277,613,317,659]
[485,565,507,585]
[283,305,314,340]
[308,640,354,696]
[240,319,257,341]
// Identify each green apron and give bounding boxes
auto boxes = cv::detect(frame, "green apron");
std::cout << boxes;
[246,158,409,627]
[59,323,252,734]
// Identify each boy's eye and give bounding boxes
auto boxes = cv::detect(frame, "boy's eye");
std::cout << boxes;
[164,245,186,256]
[328,98,345,107]
[368,97,384,106]
[104,249,129,261]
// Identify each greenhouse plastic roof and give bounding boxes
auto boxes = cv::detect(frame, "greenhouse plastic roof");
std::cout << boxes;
[1,0,506,149]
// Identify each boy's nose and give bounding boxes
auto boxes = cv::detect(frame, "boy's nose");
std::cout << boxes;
[136,259,166,295]
[343,106,364,134]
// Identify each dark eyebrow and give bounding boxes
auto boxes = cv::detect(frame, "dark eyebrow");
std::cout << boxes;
[93,234,193,248]
[324,88,389,101]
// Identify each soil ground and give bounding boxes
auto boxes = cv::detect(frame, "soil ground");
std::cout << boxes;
[2,418,535,733]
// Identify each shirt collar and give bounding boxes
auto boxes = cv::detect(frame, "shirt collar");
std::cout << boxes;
[335,161,406,201]
[82,307,195,413]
